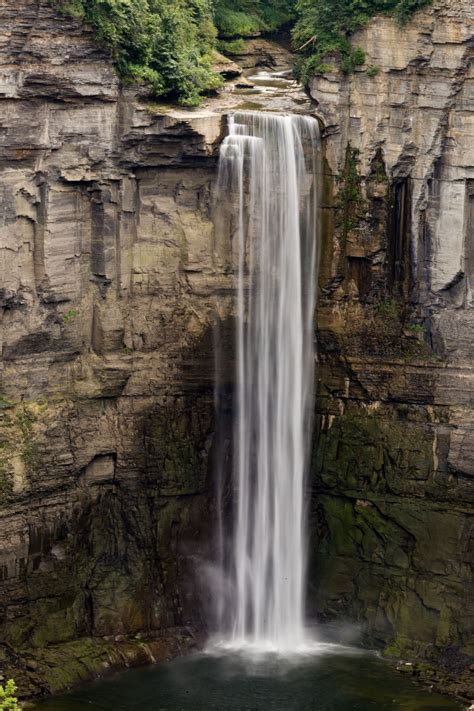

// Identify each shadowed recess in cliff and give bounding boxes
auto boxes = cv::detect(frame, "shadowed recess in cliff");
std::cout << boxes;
[211,111,321,652]
[389,177,412,300]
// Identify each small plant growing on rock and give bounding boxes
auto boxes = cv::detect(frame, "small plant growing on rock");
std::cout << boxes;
[375,299,400,320]
[314,62,333,74]
[366,64,380,77]
[217,38,247,55]
[0,395,13,410]
[63,308,78,324]
[334,143,366,239]
[406,323,424,334]
[352,47,366,65]
[15,406,38,469]
[340,47,366,73]
[0,679,19,710]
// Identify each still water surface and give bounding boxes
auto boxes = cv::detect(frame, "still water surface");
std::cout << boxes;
[34,647,461,711]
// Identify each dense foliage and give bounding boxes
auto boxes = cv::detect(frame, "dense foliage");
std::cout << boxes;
[54,0,432,103]
[214,0,294,38]
[293,0,433,81]
[55,0,221,105]
[0,679,19,711]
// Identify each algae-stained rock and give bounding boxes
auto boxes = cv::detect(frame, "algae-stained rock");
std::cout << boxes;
[0,0,230,695]
[144,396,212,496]
[309,1,474,696]
[310,491,473,658]
[315,408,435,497]
[310,402,474,688]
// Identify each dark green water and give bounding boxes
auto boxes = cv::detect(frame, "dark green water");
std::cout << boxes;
[34,647,461,711]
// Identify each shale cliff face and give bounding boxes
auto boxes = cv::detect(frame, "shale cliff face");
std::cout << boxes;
[1,0,473,702]
[308,0,473,696]
[0,0,228,694]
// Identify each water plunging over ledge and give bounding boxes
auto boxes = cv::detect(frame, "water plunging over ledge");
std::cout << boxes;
[212,111,320,652]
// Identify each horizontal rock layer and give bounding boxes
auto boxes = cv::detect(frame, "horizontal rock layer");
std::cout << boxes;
[0,0,231,696]
[308,0,473,699]
[0,0,473,702]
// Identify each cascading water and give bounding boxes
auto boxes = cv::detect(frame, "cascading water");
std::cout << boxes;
[213,111,320,653]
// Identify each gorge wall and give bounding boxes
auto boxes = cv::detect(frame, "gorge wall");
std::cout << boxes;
[0,0,230,695]
[0,0,473,703]
[308,0,473,698]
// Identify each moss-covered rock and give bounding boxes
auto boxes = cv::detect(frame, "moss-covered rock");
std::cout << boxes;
[312,113,473,704]
[315,406,438,498]
[1,633,196,700]
[310,404,473,697]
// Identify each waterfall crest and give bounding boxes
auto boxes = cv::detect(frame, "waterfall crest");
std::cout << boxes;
[214,111,320,652]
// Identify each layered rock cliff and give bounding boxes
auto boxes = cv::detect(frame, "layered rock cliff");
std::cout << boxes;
[0,0,312,697]
[0,0,229,694]
[0,0,473,703]
[308,0,473,699]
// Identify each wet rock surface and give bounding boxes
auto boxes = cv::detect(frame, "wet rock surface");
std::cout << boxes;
[308,0,473,701]
[0,0,231,697]
[0,0,473,704]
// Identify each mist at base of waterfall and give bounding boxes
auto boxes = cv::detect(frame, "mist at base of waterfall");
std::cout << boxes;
[205,623,359,657]
[34,648,461,711]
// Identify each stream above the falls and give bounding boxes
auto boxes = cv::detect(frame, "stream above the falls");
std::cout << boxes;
[33,648,461,710]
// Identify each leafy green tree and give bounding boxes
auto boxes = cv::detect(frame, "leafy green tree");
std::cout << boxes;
[53,0,433,100]
[0,679,19,711]
[54,0,221,105]
[214,0,295,38]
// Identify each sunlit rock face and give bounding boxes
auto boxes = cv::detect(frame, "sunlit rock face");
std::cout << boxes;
[0,0,229,695]
[308,0,473,698]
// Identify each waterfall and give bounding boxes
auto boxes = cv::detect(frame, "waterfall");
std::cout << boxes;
[214,111,320,653]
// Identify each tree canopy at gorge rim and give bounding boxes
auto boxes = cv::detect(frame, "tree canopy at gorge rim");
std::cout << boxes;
[53,0,433,104]
[54,0,221,106]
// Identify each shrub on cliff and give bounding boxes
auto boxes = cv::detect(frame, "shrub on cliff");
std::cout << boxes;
[53,0,221,106]
[293,0,433,82]
[0,679,19,711]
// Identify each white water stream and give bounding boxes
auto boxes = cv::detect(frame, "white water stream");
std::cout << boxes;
[214,111,320,652]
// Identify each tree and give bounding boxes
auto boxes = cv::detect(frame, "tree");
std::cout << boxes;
[54,0,221,106]
[0,679,19,711]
